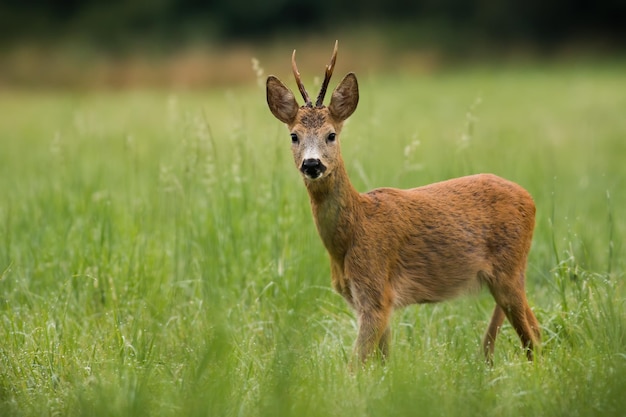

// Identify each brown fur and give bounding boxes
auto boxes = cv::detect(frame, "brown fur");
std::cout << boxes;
[266,46,540,363]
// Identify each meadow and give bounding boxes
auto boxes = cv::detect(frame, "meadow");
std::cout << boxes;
[0,60,625,416]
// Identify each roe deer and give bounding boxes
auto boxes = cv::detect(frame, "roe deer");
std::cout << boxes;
[266,41,540,363]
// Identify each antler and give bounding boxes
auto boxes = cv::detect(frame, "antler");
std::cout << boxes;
[315,40,338,107]
[292,49,312,107]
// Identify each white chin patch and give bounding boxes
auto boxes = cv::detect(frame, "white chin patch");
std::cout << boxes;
[303,171,324,180]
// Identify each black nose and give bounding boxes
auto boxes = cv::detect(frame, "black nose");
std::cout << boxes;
[300,158,326,178]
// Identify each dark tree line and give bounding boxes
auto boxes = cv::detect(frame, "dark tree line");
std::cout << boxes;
[1,0,624,48]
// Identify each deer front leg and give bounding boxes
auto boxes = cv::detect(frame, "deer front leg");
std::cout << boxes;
[355,309,391,362]
[378,326,391,359]
[349,272,394,363]
[331,261,354,307]
[354,300,393,362]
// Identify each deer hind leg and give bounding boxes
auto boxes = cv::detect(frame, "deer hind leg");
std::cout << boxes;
[488,271,540,361]
[483,304,505,363]
[525,303,541,347]
[505,299,538,361]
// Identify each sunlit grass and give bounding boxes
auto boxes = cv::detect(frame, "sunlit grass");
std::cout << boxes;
[0,63,625,416]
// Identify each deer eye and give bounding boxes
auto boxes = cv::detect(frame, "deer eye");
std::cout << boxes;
[327,133,336,142]
[290,133,298,143]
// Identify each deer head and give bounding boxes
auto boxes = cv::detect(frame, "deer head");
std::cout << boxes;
[266,41,359,181]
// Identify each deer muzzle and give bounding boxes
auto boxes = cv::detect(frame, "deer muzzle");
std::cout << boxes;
[301,158,327,179]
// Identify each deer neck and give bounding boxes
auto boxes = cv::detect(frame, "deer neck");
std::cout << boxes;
[305,161,360,260]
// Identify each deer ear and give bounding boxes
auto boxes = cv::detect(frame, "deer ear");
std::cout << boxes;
[267,76,299,124]
[328,73,359,122]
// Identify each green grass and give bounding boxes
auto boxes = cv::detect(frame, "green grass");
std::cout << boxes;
[1,62,625,416]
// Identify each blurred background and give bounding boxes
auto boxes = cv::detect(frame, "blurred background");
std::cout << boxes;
[0,0,624,89]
